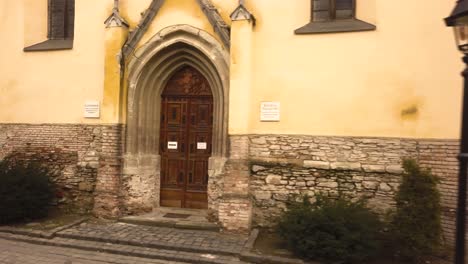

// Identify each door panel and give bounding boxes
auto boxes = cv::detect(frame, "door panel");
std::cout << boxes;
[159,66,213,209]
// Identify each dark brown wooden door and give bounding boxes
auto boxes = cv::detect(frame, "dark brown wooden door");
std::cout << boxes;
[159,66,213,209]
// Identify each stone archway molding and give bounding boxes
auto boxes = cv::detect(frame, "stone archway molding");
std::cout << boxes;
[122,0,230,58]
[123,25,229,213]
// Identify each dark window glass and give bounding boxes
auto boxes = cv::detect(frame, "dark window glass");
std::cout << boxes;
[312,0,330,22]
[48,0,74,39]
[335,0,353,19]
[312,0,354,21]
[336,0,353,10]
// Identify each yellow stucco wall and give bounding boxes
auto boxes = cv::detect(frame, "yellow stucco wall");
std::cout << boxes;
[239,0,463,139]
[0,0,463,139]
[0,0,110,124]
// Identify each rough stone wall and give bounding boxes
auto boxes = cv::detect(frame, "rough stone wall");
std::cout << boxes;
[206,156,227,221]
[121,154,160,215]
[244,134,461,245]
[0,124,101,213]
[251,164,400,227]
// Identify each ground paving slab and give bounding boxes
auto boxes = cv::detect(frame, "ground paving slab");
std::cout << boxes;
[0,219,251,264]
[0,237,185,264]
[57,222,246,256]
[0,217,321,264]
[0,232,247,264]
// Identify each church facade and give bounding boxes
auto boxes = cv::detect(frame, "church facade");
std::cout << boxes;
[0,0,464,243]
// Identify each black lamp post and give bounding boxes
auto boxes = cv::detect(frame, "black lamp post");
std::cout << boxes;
[445,1,468,263]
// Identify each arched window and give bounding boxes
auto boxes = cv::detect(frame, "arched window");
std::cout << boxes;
[295,0,375,34]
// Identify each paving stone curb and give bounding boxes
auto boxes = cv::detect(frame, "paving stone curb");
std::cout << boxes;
[55,231,240,256]
[242,228,259,251]
[0,232,245,264]
[239,228,316,264]
[0,217,88,239]
[240,251,307,264]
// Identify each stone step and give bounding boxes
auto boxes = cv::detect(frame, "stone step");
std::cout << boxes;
[119,216,220,232]
[55,222,246,257]
[0,232,247,264]
[119,208,220,232]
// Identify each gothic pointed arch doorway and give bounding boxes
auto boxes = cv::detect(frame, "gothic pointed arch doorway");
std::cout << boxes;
[123,25,230,214]
[160,66,213,209]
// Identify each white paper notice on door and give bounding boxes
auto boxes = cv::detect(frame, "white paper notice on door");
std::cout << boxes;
[168,141,178,149]
[197,142,207,150]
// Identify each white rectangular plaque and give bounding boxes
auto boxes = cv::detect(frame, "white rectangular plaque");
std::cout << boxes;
[167,141,178,150]
[260,102,280,121]
[197,142,207,150]
[84,101,100,118]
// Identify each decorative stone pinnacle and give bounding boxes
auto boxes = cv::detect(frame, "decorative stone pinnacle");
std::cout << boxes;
[114,0,119,11]
[230,0,255,25]
[104,0,129,28]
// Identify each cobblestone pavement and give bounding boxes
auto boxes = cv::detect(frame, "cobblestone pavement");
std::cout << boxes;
[58,222,247,255]
[0,238,185,264]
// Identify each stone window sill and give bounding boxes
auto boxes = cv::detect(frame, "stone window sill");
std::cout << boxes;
[294,19,376,34]
[24,39,73,52]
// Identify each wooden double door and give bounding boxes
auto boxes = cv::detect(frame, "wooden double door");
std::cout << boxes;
[159,66,213,209]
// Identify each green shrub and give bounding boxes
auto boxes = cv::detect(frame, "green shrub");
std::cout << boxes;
[277,195,383,264]
[390,159,442,262]
[0,155,54,224]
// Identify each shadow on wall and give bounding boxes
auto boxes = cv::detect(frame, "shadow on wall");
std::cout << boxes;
[0,147,97,213]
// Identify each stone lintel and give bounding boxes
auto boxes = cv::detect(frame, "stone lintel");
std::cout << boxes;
[250,157,304,167]
[362,164,386,172]
[386,165,404,174]
[330,162,362,171]
[304,160,330,169]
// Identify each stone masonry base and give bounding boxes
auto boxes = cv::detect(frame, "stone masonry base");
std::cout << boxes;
[0,124,103,213]
[240,134,460,247]
[0,123,462,244]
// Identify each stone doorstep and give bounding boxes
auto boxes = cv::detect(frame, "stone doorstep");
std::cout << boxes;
[0,232,245,264]
[119,217,220,232]
[119,208,220,232]
[55,232,240,257]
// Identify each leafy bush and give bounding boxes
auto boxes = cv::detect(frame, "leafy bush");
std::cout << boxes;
[0,156,54,224]
[390,159,442,262]
[277,195,383,263]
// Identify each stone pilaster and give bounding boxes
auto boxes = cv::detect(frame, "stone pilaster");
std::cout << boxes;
[211,2,256,232]
[228,3,254,135]
[102,3,129,123]
[218,136,252,232]
[93,125,124,218]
